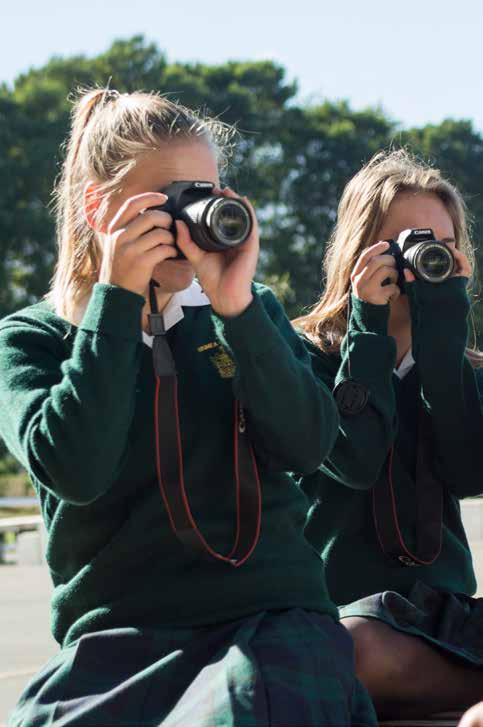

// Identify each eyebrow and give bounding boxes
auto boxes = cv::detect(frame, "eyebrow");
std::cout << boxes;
[441,237,456,243]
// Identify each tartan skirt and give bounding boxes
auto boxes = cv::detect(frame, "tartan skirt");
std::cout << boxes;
[339,581,483,666]
[8,608,377,726]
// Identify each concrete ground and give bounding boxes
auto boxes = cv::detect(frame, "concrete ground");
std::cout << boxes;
[0,566,57,726]
[1,502,483,725]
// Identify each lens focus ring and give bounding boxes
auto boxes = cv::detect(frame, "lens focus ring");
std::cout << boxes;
[205,198,252,248]
[408,242,454,283]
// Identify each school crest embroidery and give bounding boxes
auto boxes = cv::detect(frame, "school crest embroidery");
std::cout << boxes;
[197,342,236,379]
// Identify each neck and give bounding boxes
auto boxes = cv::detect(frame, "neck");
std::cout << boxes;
[142,288,174,334]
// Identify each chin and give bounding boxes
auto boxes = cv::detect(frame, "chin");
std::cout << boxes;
[152,258,195,292]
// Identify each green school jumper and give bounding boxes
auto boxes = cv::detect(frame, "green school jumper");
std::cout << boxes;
[0,282,377,727]
[301,277,483,665]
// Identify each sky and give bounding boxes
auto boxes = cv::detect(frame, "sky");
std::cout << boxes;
[2,0,483,131]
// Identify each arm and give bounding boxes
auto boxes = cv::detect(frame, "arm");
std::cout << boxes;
[408,276,483,497]
[213,285,339,474]
[174,191,338,474]
[0,284,145,505]
[310,295,398,490]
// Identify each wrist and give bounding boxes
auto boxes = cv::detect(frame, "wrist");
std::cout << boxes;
[99,272,147,299]
[212,287,284,360]
[350,293,390,336]
[210,292,254,318]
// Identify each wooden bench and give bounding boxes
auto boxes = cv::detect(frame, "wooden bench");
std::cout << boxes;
[0,514,42,535]
[0,514,44,564]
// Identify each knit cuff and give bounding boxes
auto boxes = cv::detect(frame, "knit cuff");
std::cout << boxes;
[350,294,390,336]
[79,284,145,341]
[213,291,281,359]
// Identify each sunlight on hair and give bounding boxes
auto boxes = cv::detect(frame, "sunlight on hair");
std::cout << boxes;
[47,87,237,321]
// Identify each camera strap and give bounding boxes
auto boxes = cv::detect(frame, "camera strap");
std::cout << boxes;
[372,405,443,567]
[147,280,262,567]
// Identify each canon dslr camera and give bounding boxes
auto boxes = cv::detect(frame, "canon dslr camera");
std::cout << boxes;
[155,181,252,253]
[387,228,454,288]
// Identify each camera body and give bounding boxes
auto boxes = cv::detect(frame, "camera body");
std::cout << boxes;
[387,228,454,288]
[155,181,252,253]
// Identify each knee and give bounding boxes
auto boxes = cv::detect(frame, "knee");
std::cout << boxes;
[343,617,417,696]
[460,702,483,727]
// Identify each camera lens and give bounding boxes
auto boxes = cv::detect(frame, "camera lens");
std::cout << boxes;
[206,199,252,247]
[409,242,454,283]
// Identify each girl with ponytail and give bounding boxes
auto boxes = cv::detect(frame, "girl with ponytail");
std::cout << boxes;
[1,88,375,727]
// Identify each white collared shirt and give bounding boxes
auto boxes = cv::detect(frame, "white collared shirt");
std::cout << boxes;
[142,280,210,348]
[142,285,417,379]
[394,349,415,380]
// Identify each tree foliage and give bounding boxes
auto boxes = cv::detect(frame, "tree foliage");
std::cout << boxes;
[1,35,481,339]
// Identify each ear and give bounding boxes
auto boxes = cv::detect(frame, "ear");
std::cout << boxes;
[83,182,107,232]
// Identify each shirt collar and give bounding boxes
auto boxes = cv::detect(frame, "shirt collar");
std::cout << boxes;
[142,280,210,348]
[394,349,415,380]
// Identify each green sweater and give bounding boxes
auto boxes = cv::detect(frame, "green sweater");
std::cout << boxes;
[301,277,483,606]
[0,282,339,647]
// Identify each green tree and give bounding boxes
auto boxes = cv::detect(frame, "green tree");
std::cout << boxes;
[254,101,395,314]
[0,36,297,310]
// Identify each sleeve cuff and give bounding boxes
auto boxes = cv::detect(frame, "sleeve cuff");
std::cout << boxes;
[406,276,470,312]
[213,290,281,359]
[350,294,390,336]
[407,277,470,351]
[79,284,145,341]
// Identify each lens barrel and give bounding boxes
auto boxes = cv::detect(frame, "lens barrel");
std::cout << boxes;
[405,242,454,283]
[205,198,252,248]
[181,195,252,252]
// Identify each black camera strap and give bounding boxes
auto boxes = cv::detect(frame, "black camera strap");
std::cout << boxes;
[372,405,443,567]
[147,280,262,567]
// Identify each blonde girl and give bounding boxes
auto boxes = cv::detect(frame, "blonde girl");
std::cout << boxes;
[1,88,376,727]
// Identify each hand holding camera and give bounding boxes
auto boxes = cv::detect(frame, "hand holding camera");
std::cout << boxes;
[397,230,471,285]
[173,185,259,318]
[351,241,401,305]
[99,192,178,297]
[352,230,471,307]
[99,182,256,311]
[386,228,458,287]
[154,180,253,254]
[403,232,472,366]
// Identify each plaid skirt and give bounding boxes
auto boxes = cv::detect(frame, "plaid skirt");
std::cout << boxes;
[8,608,376,727]
[340,581,483,666]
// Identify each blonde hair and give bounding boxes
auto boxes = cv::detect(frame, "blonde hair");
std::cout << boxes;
[48,87,235,320]
[296,148,482,365]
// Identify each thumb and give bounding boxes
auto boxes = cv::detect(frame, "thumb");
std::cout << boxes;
[175,220,205,266]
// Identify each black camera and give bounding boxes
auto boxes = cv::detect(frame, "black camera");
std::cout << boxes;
[155,181,252,253]
[387,228,454,287]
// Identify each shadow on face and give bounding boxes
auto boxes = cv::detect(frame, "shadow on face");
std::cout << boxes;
[378,191,456,325]
[107,139,220,294]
